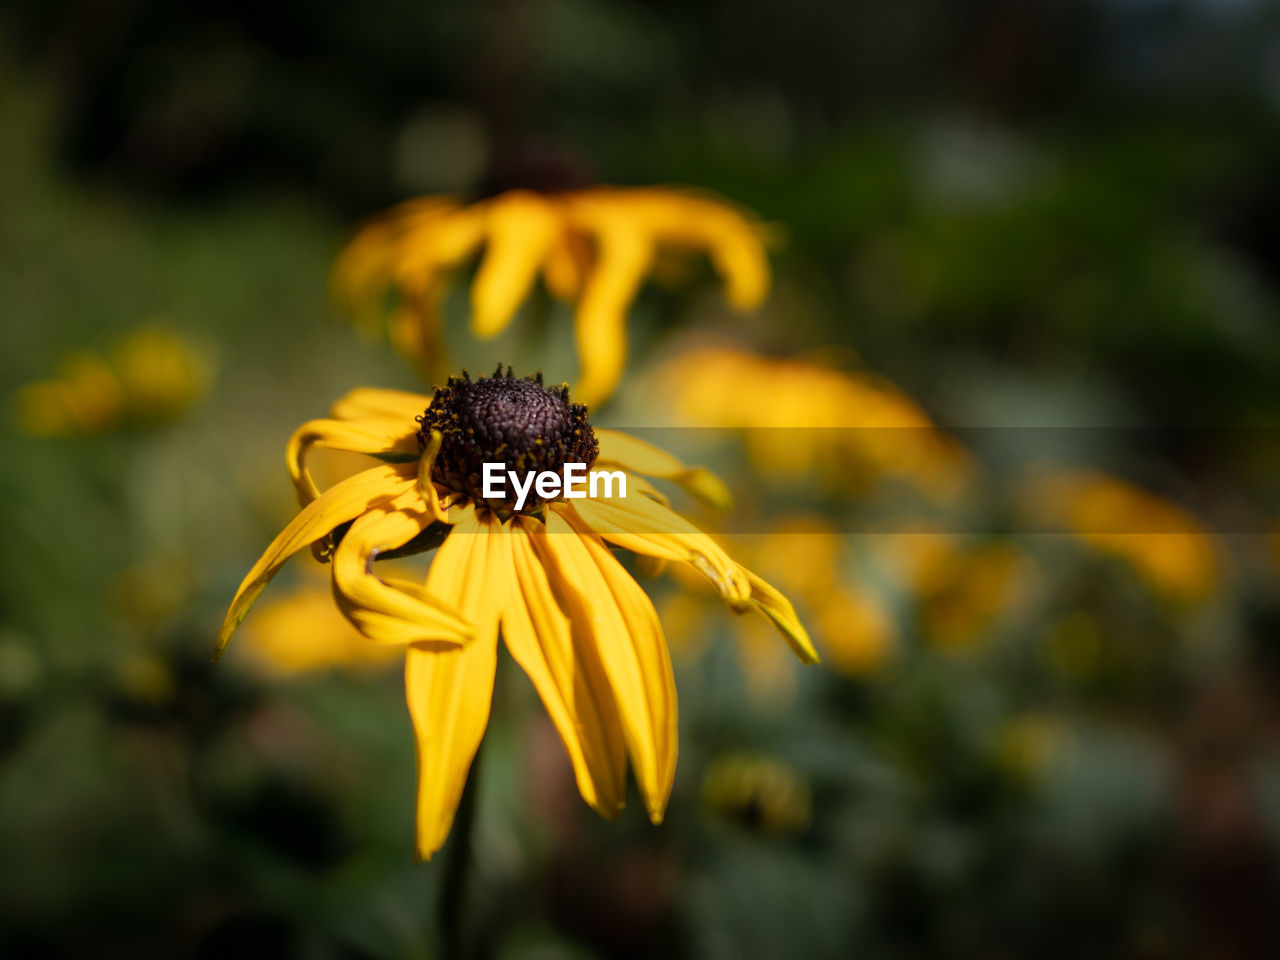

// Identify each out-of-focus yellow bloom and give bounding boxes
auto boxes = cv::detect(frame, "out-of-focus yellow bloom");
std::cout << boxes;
[1022,469,1219,604]
[332,188,773,405]
[665,517,895,701]
[701,752,812,836]
[15,328,211,436]
[649,345,972,502]
[881,531,1031,651]
[215,370,813,860]
[242,580,403,676]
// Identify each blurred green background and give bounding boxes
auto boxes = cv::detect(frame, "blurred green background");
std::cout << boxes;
[3,1,1280,957]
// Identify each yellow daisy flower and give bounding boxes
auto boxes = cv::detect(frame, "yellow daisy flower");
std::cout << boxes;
[332,188,773,405]
[15,328,211,436]
[647,344,973,502]
[1020,468,1219,604]
[215,367,814,860]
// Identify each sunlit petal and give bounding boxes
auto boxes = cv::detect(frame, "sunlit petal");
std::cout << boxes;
[499,517,627,817]
[407,509,503,861]
[595,428,732,508]
[531,509,677,824]
[214,463,416,659]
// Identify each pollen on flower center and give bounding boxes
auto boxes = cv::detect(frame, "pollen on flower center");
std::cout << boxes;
[417,365,598,511]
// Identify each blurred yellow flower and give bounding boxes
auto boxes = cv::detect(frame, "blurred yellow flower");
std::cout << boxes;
[216,369,813,860]
[332,188,773,405]
[1021,469,1219,604]
[242,579,403,676]
[881,531,1031,651]
[701,752,812,836]
[15,328,211,436]
[665,517,895,702]
[649,345,972,502]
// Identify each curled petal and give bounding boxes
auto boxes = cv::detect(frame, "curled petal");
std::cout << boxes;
[642,190,772,309]
[530,511,677,824]
[287,418,419,506]
[417,429,449,524]
[595,428,732,508]
[408,509,503,861]
[733,567,820,665]
[331,493,473,646]
[500,517,627,818]
[214,463,416,659]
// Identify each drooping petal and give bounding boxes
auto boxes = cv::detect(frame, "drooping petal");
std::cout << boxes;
[407,509,504,861]
[570,211,654,406]
[287,418,420,506]
[499,517,627,818]
[735,567,820,665]
[214,463,416,659]
[331,493,473,646]
[542,227,591,300]
[471,192,562,338]
[643,189,772,309]
[393,204,487,291]
[530,510,677,824]
[594,428,732,508]
[563,493,749,604]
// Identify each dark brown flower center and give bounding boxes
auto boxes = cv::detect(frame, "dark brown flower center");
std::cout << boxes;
[416,366,597,511]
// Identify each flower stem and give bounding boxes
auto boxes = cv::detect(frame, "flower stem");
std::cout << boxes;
[439,749,481,959]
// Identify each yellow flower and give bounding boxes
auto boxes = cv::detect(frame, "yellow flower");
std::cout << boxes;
[15,328,211,436]
[215,367,814,860]
[881,531,1031,651]
[241,575,403,677]
[648,344,972,502]
[332,188,772,405]
[1021,469,1219,604]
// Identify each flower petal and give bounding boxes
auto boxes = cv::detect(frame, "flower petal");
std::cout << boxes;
[595,428,732,508]
[214,463,416,659]
[329,387,431,423]
[570,215,654,406]
[644,189,772,309]
[471,192,562,338]
[331,492,473,646]
[499,517,627,818]
[736,567,820,665]
[407,509,504,861]
[530,509,677,824]
[564,492,749,604]
[287,418,420,506]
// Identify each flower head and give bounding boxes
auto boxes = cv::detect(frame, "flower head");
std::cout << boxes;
[332,188,773,405]
[216,368,813,859]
